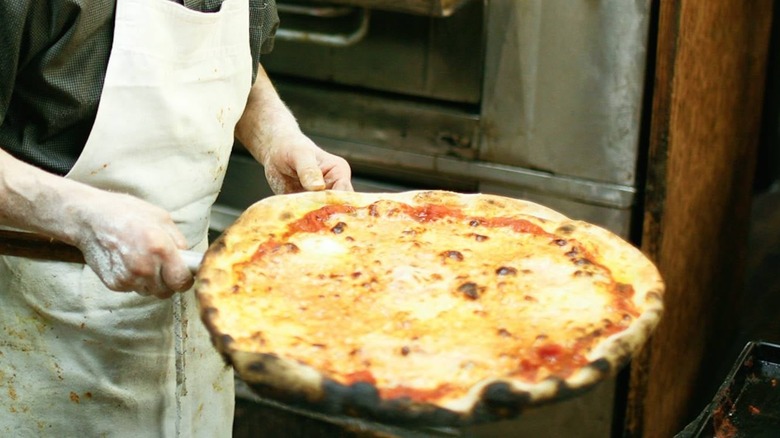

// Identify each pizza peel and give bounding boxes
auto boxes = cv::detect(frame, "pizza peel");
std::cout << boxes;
[0,229,204,272]
[0,229,462,433]
[0,228,469,432]
[0,189,665,429]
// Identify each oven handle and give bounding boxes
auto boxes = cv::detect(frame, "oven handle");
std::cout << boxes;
[275,7,370,47]
[276,4,355,17]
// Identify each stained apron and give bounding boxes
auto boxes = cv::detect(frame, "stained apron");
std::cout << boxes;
[0,0,253,435]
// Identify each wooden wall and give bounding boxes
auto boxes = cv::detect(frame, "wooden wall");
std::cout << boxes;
[625,1,774,437]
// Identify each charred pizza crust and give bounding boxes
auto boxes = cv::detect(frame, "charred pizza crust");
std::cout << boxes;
[195,190,664,427]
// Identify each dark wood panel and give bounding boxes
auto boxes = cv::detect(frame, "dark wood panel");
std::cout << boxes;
[625,1,774,437]
[0,230,84,264]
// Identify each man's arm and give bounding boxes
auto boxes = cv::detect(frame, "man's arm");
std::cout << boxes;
[234,63,353,194]
[0,149,192,298]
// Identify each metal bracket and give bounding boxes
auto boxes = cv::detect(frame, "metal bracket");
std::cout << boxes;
[276,5,370,47]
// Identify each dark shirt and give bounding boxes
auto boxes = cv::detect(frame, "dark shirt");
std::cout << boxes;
[0,0,279,175]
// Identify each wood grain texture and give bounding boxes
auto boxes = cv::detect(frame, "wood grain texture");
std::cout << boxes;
[625,1,774,437]
[0,230,84,264]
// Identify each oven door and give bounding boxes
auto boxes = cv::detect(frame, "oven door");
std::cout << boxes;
[270,0,484,104]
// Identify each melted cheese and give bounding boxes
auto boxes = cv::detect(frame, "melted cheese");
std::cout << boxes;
[214,201,638,407]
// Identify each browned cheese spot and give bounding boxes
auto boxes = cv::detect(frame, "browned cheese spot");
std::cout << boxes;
[331,222,347,234]
[496,266,518,276]
[458,282,480,300]
[556,224,576,235]
[282,243,300,253]
[442,250,464,262]
[471,233,489,242]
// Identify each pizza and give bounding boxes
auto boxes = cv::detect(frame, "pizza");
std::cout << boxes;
[195,190,664,426]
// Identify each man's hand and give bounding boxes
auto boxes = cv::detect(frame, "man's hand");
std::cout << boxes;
[261,132,353,194]
[72,192,194,299]
[0,150,192,299]
[235,64,354,194]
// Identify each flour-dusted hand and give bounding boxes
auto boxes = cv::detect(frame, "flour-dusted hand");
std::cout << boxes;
[235,64,354,195]
[72,191,194,298]
[0,150,192,299]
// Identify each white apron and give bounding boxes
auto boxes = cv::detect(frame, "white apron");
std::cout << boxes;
[0,0,253,436]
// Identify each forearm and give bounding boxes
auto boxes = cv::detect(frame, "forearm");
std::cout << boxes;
[0,148,192,296]
[234,63,302,165]
[233,63,353,194]
[0,149,99,244]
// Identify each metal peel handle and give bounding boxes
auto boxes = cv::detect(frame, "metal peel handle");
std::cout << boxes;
[179,250,203,273]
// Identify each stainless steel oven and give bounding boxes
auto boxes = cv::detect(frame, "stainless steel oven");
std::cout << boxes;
[216,1,653,436]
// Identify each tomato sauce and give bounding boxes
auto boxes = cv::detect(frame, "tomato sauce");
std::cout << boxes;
[241,200,643,390]
[343,369,377,385]
[283,201,551,237]
[285,204,356,235]
[478,216,550,236]
[398,203,462,222]
[516,343,590,382]
[244,240,292,267]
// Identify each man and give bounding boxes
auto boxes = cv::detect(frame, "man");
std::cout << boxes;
[0,0,352,435]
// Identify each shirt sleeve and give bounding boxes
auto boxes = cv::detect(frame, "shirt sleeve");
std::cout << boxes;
[252,0,280,56]
[0,2,29,125]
